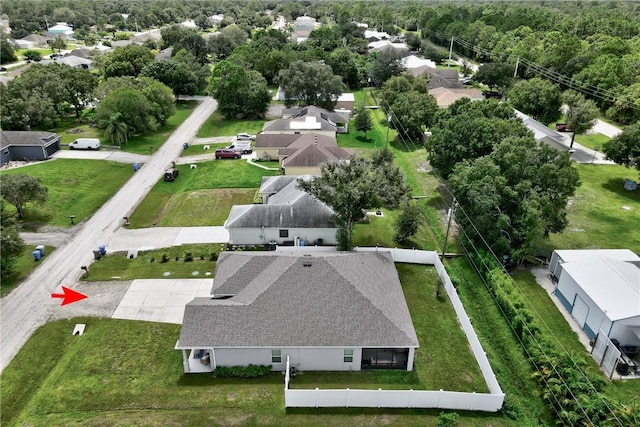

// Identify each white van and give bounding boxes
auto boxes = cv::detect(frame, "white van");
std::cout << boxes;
[69,138,101,150]
[227,142,252,154]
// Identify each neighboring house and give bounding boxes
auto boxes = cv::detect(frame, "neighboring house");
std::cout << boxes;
[225,175,337,246]
[429,87,484,108]
[1,131,61,164]
[179,20,198,29]
[292,16,320,43]
[68,48,92,59]
[14,39,35,49]
[131,29,162,44]
[255,133,302,160]
[208,14,225,26]
[43,56,92,69]
[20,33,49,46]
[514,110,566,148]
[263,106,349,136]
[364,29,389,42]
[401,54,436,73]
[110,40,132,48]
[47,22,74,38]
[549,249,640,345]
[335,93,355,111]
[176,251,419,373]
[368,40,409,55]
[280,133,352,175]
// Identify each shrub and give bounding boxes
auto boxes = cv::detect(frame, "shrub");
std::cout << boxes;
[213,364,272,378]
[436,411,459,427]
[184,252,193,262]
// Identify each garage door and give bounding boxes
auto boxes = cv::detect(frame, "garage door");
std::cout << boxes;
[571,295,589,328]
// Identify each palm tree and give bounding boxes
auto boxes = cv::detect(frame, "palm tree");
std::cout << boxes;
[101,112,128,146]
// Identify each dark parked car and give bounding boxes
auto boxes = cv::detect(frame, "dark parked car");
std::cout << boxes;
[556,123,572,132]
[215,148,242,159]
[483,91,502,99]
[164,168,179,181]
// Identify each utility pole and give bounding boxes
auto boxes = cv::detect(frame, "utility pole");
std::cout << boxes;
[514,56,520,78]
[385,114,391,148]
[448,36,454,67]
[441,199,457,261]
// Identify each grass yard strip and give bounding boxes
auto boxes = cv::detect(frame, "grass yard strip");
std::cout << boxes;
[123,101,198,154]
[82,243,225,281]
[574,133,610,151]
[539,164,640,255]
[1,245,55,297]
[129,160,273,227]
[47,117,102,145]
[197,113,267,138]
[0,159,134,229]
[180,142,227,156]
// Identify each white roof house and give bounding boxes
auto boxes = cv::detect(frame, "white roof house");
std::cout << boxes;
[549,249,640,345]
[47,22,74,37]
[514,109,566,147]
[401,54,437,71]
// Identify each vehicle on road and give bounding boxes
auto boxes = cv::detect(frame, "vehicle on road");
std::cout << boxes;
[483,91,502,99]
[163,168,179,181]
[227,142,253,154]
[69,138,101,150]
[215,148,242,159]
[236,133,256,141]
[556,123,572,132]
[460,77,472,84]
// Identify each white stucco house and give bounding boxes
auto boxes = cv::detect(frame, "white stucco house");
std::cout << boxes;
[47,22,74,38]
[176,251,419,373]
[549,249,640,345]
[225,175,337,245]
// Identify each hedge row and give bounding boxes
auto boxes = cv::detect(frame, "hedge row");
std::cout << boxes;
[470,251,638,426]
[213,364,272,378]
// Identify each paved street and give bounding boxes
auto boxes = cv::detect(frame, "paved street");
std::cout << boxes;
[0,96,217,373]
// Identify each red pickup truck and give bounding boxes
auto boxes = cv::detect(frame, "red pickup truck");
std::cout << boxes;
[556,123,572,132]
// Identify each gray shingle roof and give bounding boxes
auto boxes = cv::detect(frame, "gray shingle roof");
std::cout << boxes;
[255,133,299,149]
[281,144,352,168]
[226,176,335,228]
[0,131,59,149]
[178,251,419,348]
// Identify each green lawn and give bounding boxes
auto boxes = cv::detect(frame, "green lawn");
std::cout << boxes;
[129,160,273,228]
[1,245,55,297]
[1,264,515,427]
[539,163,640,255]
[47,118,102,145]
[83,244,224,281]
[180,142,227,156]
[123,101,198,154]
[197,113,267,138]
[0,159,134,229]
[574,133,610,150]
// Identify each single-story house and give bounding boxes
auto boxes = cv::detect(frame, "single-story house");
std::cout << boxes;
[263,106,349,136]
[14,39,35,49]
[364,29,389,42]
[51,55,93,69]
[549,249,640,345]
[292,16,320,43]
[429,87,484,108]
[208,14,225,26]
[47,22,73,38]
[255,134,300,160]
[368,39,410,55]
[280,134,352,175]
[225,175,337,246]
[131,29,162,44]
[20,33,49,46]
[514,110,566,148]
[335,93,355,111]
[1,131,61,164]
[401,54,437,73]
[68,48,92,59]
[176,251,419,373]
[155,47,173,61]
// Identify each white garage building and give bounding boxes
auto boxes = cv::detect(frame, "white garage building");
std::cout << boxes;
[549,249,640,345]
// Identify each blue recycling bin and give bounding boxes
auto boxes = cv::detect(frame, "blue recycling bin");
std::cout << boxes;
[133,163,140,171]
[183,142,189,149]
[33,250,41,261]
[99,245,106,255]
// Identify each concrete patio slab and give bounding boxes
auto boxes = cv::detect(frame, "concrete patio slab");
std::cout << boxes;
[112,278,212,324]
[175,226,229,244]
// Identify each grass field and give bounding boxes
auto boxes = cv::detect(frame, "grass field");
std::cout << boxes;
[0,245,55,297]
[129,160,272,228]
[538,163,640,255]
[83,244,224,281]
[1,264,514,427]
[197,113,267,138]
[574,132,610,150]
[0,159,134,229]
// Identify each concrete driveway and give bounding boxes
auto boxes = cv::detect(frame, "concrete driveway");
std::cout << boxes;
[1,96,218,373]
[112,279,212,324]
[52,150,151,164]
[105,226,229,252]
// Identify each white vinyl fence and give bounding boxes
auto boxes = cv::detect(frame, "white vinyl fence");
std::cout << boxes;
[284,247,505,412]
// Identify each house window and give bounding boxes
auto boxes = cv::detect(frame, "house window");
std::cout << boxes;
[344,349,354,363]
[271,349,282,363]
[279,229,289,238]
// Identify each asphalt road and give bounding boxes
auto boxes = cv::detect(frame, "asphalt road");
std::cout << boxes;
[0,96,217,373]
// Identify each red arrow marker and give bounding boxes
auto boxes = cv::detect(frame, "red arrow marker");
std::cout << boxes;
[51,286,88,306]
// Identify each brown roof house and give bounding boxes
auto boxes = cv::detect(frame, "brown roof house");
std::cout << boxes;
[175,251,419,373]
[225,175,337,246]
[429,87,484,108]
[1,131,61,165]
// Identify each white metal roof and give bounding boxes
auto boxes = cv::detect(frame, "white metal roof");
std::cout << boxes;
[561,252,640,322]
